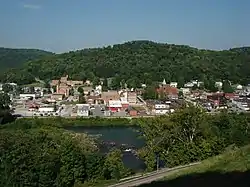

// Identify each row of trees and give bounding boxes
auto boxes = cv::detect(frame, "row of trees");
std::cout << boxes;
[0,41,249,86]
[137,106,250,171]
[0,119,131,186]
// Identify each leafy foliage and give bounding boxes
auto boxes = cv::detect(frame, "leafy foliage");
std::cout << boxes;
[138,107,250,170]
[0,47,52,72]
[0,120,129,186]
[1,41,250,86]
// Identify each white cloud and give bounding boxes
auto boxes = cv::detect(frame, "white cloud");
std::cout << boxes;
[23,4,41,9]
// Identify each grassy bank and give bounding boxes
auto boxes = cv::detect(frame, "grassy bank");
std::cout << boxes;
[13,116,140,128]
[139,145,250,187]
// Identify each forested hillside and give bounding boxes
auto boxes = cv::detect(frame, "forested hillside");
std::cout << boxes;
[0,47,53,72]
[0,41,249,86]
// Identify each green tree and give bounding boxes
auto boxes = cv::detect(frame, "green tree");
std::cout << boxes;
[103,149,127,180]
[222,80,234,93]
[79,95,86,104]
[2,83,13,93]
[77,87,84,94]
[142,86,158,100]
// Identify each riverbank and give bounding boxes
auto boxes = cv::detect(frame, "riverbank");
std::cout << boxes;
[15,116,141,127]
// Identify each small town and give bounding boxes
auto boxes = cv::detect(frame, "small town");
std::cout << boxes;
[1,75,249,118]
[1,1,250,187]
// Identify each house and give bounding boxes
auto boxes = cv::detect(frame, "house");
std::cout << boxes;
[180,88,190,95]
[224,93,238,100]
[236,84,243,90]
[108,100,122,112]
[76,104,90,117]
[101,91,120,104]
[154,104,169,115]
[215,82,223,88]
[19,93,38,100]
[38,106,55,113]
[184,82,194,88]
[170,82,178,88]
[84,80,92,86]
[95,85,102,95]
[51,93,64,101]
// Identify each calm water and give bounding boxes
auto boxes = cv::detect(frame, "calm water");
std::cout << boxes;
[65,126,146,171]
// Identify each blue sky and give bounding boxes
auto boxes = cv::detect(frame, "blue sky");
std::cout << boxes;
[0,0,250,53]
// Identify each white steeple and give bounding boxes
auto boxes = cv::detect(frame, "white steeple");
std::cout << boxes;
[162,79,166,85]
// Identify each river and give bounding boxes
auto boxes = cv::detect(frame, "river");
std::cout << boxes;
[65,126,146,171]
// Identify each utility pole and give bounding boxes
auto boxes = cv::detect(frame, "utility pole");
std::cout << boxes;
[156,154,160,172]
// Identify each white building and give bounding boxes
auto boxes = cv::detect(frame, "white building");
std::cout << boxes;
[215,82,223,88]
[154,104,169,115]
[170,82,178,88]
[19,93,38,99]
[76,104,90,117]
[38,106,55,113]
[184,82,194,88]
[236,84,243,90]
[180,88,190,95]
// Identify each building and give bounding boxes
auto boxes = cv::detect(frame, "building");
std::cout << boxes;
[76,104,90,117]
[108,100,122,112]
[19,93,38,100]
[215,82,223,88]
[51,93,64,101]
[51,75,84,97]
[101,91,120,104]
[127,92,137,104]
[154,104,169,115]
[184,82,194,88]
[170,82,178,88]
[38,105,55,113]
[156,85,178,99]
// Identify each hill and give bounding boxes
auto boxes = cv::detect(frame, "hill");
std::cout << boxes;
[0,47,53,72]
[0,41,250,85]
[139,145,250,187]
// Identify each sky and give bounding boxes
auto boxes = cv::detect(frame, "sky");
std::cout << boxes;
[0,0,250,53]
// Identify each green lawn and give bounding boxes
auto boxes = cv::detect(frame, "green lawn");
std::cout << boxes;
[139,145,250,187]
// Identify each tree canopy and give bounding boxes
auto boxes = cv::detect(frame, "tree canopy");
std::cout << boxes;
[0,41,249,86]
[0,47,53,72]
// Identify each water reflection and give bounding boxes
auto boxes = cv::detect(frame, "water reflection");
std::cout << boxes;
[65,126,146,171]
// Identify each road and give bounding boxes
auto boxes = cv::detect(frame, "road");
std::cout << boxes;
[108,162,200,187]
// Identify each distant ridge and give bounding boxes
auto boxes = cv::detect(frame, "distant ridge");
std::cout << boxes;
[0,47,53,71]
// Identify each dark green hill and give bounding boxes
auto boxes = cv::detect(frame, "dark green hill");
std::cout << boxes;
[1,41,250,85]
[139,145,250,187]
[0,47,53,71]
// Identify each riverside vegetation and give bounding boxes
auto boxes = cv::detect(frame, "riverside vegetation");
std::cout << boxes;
[1,105,250,186]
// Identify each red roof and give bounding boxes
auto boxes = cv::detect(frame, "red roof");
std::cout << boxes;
[157,85,178,95]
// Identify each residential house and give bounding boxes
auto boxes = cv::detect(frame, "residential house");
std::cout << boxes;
[215,82,223,88]
[154,104,169,115]
[184,82,194,88]
[170,82,178,88]
[76,104,90,117]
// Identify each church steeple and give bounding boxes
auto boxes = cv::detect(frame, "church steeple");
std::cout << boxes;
[162,79,166,85]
